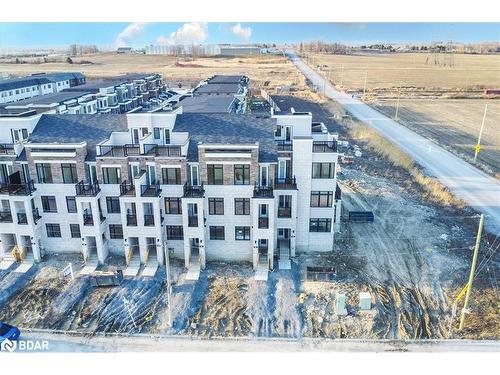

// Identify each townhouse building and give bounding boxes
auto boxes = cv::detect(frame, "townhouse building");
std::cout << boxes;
[0,105,341,279]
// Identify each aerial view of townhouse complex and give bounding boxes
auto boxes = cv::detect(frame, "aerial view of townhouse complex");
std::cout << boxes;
[0,22,498,352]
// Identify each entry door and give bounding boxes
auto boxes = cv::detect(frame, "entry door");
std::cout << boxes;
[132,129,140,144]
[285,126,292,141]
[190,238,200,256]
[148,165,156,184]
[190,165,199,186]
[278,228,291,239]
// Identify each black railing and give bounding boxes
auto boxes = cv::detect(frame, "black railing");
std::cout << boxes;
[126,213,137,226]
[75,180,101,196]
[17,212,28,225]
[278,207,292,218]
[0,144,15,155]
[253,183,274,198]
[188,215,198,227]
[183,182,204,198]
[144,214,155,226]
[313,141,338,153]
[335,183,342,200]
[0,210,13,223]
[120,181,135,196]
[258,217,269,229]
[32,208,41,224]
[275,176,297,190]
[83,209,94,226]
[141,181,161,197]
[276,140,293,151]
[0,180,36,196]
[98,144,140,157]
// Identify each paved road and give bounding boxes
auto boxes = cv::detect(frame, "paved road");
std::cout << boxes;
[287,51,500,234]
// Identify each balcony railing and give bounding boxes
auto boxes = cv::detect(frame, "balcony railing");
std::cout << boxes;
[0,144,15,155]
[183,182,205,198]
[98,144,140,157]
[32,208,41,224]
[278,207,292,218]
[126,213,138,226]
[253,183,274,198]
[143,144,182,157]
[83,209,94,226]
[120,181,135,196]
[144,214,155,226]
[17,212,28,225]
[141,181,161,197]
[275,176,297,190]
[313,141,338,153]
[75,180,101,197]
[258,217,269,229]
[276,140,293,152]
[0,210,13,223]
[188,215,198,227]
[0,180,36,196]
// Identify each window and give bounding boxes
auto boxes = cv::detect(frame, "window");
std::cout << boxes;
[106,197,121,214]
[61,163,78,184]
[162,168,181,184]
[234,198,250,215]
[207,164,223,185]
[312,162,335,179]
[309,218,332,232]
[310,191,333,207]
[66,196,77,213]
[109,224,123,239]
[102,167,120,184]
[208,198,224,215]
[11,129,28,143]
[210,226,225,240]
[41,196,57,213]
[164,197,182,214]
[153,127,161,139]
[235,226,251,240]
[164,129,170,144]
[69,224,81,238]
[46,223,61,238]
[36,163,53,183]
[166,225,183,240]
[234,164,250,185]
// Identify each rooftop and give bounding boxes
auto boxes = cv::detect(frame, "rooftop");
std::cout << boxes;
[207,75,247,84]
[173,95,236,113]
[3,91,92,107]
[0,72,84,92]
[194,83,242,95]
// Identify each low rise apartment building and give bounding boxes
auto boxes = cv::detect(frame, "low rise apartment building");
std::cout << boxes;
[0,105,341,279]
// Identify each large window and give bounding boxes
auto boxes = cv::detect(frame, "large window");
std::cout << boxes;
[278,195,292,218]
[312,162,335,179]
[164,197,182,214]
[46,223,61,238]
[66,196,77,213]
[41,196,57,213]
[309,218,332,232]
[234,164,250,185]
[166,225,183,240]
[234,198,250,215]
[208,198,224,215]
[207,164,223,185]
[310,191,334,207]
[36,163,53,183]
[209,226,225,240]
[69,224,81,238]
[106,197,121,214]
[162,168,181,184]
[61,163,78,184]
[102,167,120,184]
[235,226,251,240]
[109,224,123,239]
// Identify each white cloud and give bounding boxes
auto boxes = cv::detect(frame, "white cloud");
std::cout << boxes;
[230,23,252,40]
[156,22,208,45]
[115,22,150,47]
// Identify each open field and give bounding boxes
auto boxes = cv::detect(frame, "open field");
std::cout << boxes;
[306,52,500,93]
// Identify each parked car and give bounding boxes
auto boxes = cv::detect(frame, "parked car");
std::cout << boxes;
[0,321,20,343]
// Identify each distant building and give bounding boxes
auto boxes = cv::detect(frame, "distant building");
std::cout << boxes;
[117,47,133,54]
[219,46,261,56]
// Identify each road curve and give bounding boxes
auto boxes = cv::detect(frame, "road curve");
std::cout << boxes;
[287,51,500,234]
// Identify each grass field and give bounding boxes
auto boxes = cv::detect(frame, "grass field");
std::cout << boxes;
[306,52,500,92]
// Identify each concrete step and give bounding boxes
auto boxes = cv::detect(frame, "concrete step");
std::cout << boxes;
[278,258,291,270]
[185,261,201,281]
[79,257,98,276]
[254,261,269,281]
[0,260,15,270]
[141,259,159,277]
[14,262,33,274]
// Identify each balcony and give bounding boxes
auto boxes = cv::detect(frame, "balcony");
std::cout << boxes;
[258,217,269,229]
[144,214,155,226]
[0,180,36,196]
[276,140,292,152]
[183,182,205,198]
[253,183,274,198]
[120,181,135,196]
[0,211,13,223]
[143,144,182,157]
[32,208,41,224]
[275,176,297,190]
[75,181,101,197]
[313,141,338,153]
[83,209,94,226]
[98,144,140,157]
[0,144,15,155]
[188,215,198,227]
[126,213,138,226]
[17,212,28,225]
[278,207,292,218]
[141,182,161,197]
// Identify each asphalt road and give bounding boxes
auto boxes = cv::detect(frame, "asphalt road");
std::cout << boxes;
[287,51,500,234]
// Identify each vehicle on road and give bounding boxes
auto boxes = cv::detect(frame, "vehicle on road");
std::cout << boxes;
[0,321,21,342]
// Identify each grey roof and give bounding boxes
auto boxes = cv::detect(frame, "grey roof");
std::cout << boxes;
[194,83,241,94]
[31,72,85,82]
[0,72,85,92]
[208,75,247,84]
[3,91,92,107]
[173,95,236,113]
[173,113,277,162]
[29,114,128,161]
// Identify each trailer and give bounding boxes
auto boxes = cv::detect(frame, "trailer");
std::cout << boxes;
[348,211,374,223]
[90,270,124,287]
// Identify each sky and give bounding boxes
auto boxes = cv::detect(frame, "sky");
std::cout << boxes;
[0,22,498,49]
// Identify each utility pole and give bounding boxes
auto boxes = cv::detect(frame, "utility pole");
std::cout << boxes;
[394,87,401,121]
[163,241,173,328]
[459,214,484,330]
[473,104,488,163]
[362,71,368,99]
